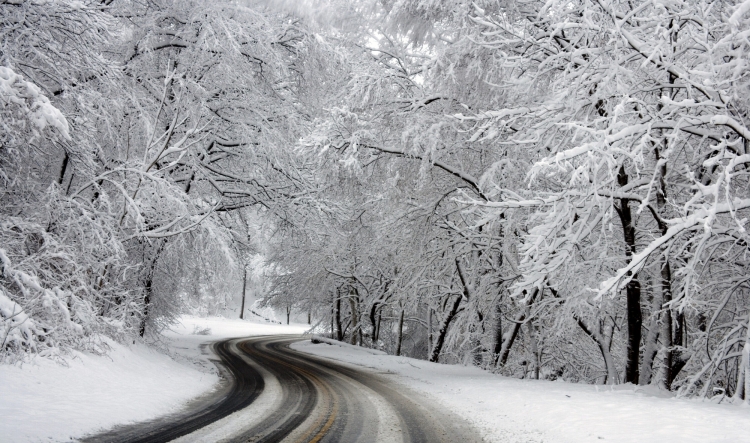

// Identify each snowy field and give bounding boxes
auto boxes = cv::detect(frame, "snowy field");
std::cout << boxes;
[292,338,750,443]
[0,316,308,442]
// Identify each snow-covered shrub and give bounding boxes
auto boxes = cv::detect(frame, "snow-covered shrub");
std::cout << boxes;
[0,211,137,361]
[0,66,70,190]
[191,325,211,335]
[0,65,139,360]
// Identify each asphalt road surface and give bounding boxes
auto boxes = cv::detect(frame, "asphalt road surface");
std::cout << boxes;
[83,336,483,443]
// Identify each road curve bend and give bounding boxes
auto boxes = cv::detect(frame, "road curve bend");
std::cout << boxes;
[83,336,483,443]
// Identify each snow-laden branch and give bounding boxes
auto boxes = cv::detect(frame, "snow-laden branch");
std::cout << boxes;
[598,199,750,298]
[360,144,488,201]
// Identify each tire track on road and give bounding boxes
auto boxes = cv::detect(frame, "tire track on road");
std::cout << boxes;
[83,336,483,443]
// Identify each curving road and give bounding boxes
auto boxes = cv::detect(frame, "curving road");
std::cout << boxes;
[83,336,483,443]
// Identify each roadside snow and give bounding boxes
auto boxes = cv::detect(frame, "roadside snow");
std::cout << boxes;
[165,315,308,341]
[0,336,214,442]
[0,316,308,442]
[9,316,740,443]
[292,339,750,443]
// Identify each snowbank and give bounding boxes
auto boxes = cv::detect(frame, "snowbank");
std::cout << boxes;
[0,336,214,442]
[0,316,308,442]
[292,339,750,443]
[166,315,308,339]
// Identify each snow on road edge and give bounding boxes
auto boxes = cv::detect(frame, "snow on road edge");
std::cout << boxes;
[0,335,216,442]
[0,316,308,442]
[292,339,749,443]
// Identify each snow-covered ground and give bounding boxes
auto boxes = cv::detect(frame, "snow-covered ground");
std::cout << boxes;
[292,338,749,443]
[0,315,308,442]
[4,315,747,443]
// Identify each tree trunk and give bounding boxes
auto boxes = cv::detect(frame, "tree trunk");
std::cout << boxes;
[369,301,380,346]
[733,316,750,403]
[526,320,540,379]
[396,308,405,356]
[286,305,291,325]
[497,288,540,368]
[240,268,247,320]
[348,287,359,346]
[616,165,642,384]
[376,312,382,346]
[58,150,69,186]
[651,143,686,389]
[429,294,463,363]
[455,258,484,367]
[651,63,684,387]
[427,307,433,359]
[139,275,153,338]
[492,300,503,365]
[497,310,524,368]
[471,318,483,367]
[138,239,167,337]
[335,290,343,341]
[330,292,335,339]
[577,317,619,384]
[640,317,660,385]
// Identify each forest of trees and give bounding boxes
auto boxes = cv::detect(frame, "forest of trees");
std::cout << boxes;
[2,0,750,403]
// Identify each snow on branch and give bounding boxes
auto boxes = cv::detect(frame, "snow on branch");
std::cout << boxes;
[0,66,70,140]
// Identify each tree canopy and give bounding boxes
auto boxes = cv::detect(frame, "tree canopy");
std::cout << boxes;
[2,0,750,403]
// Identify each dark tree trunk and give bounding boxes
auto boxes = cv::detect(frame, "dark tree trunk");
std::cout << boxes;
[526,320,540,379]
[348,286,360,346]
[427,307,433,359]
[240,268,247,320]
[662,259,677,388]
[396,308,405,356]
[139,276,153,338]
[616,166,642,384]
[497,311,523,367]
[496,288,540,368]
[670,310,688,385]
[429,294,463,362]
[376,312,382,346]
[330,292,335,339]
[58,150,69,186]
[654,44,686,389]
[139,240,167,337]
[369,301,380,346]
[471,310,484,367]
[335,290,343,341]
[492,300,503,365]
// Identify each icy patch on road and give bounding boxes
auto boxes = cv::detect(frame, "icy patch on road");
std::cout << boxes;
[292,339,750,443]
[1,316,309,442]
